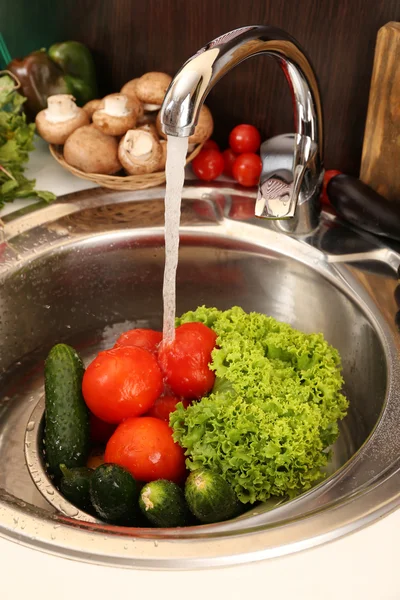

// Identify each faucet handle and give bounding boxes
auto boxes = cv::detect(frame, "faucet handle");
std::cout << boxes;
[255,133,318,219]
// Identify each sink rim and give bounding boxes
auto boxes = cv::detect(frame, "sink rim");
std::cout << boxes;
[1,183,400,568]
[1,457,399,570]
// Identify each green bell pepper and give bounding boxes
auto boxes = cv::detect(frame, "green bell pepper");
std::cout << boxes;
[48,41,98,106]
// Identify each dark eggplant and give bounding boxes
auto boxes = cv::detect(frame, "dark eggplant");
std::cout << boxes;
[327,174,400,242]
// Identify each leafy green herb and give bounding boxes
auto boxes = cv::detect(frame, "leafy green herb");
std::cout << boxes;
[0,73,56,208]
[172,306,348,504]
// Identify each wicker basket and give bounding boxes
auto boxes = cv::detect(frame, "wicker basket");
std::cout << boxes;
[49,142,204,191]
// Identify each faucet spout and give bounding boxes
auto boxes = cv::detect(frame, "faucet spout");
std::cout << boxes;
[160,25,324,235]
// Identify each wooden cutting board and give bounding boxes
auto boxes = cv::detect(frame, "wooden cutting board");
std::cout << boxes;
[360,22,400,202]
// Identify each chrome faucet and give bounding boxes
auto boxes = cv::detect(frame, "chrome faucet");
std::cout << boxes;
[160,25,324,235]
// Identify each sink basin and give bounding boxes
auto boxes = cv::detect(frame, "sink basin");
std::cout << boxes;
[0,183,399,568]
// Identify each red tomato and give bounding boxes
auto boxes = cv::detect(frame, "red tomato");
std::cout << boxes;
[158,322,217,399]
[192,149,224,181]
[232,153,262,187]
[146,395,191,422]
[82,346,163,424]
[203,139,220,151]
[105,416,186,483]
[222,148,238,177]
[321,169,342,205]
[229,124,261,154]
[90,413,117,444]
[114,328,162,354]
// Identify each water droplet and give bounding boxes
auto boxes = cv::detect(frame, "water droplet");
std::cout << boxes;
[26,420,35,431]
[51,533,56,540]
[59,502,79,518]
[154,540,159,547]
[66,324,71,329]
[124,544,128,550]
[44,305,51,309]
[46,488,54,496]
[149,452,161,464]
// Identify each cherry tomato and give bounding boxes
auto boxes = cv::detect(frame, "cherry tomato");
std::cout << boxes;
[114,328,162,354]
[105,416,187,483]
[232,153,262,187]
[146,395,191,422]
[229,124,261,154]
[158,322,217,399]
[222,148,238,177]
[90,413,117,444]
[82,346,163,424]
[203,139,220,151]
[321,169,342,205]
[192,149,224,181]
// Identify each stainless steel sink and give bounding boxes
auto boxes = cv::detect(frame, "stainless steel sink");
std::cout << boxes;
[0,183,399,569]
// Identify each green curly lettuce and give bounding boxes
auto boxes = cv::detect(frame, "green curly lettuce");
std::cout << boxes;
[0,74,56,207]
[171,306,348,504]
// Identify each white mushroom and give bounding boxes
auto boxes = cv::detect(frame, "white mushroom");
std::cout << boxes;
[120,79,144,120]
[82,99,103,120]
[92,93,140,136]
[138,122,167,169]
[138,122,166,169]
[136,111,157,126]
[64,125,122,174]
[118,129,163,175]
[135,72,172,112]
[35,94,89,145]
[137,122,159,138]
[120,78,139,100]
[156,105,213,152]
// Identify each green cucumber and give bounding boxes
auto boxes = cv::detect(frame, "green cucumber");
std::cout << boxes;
[44,343,90,480]
[59,465,93,513]
[185,469,242,524]
[139,480,190,527]
[90,463,138,524]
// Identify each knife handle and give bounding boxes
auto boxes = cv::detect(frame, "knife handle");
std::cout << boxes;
[327,173,400,242]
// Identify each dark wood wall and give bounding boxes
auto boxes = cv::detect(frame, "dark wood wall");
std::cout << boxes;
[4,0,400,175]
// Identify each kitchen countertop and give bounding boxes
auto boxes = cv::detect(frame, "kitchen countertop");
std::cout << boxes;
[1,140,399,600]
